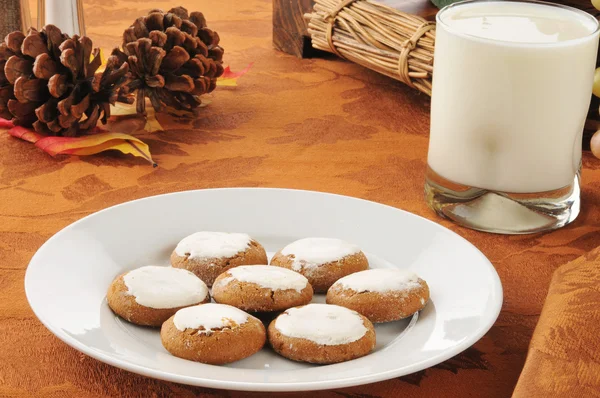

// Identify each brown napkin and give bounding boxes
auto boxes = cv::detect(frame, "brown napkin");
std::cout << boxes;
[513,246,600,397]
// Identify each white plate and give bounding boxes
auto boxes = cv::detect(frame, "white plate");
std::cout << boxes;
[25,188,502,392]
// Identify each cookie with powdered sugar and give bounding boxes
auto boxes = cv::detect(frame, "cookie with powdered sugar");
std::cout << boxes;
[107,265,210,327]
[268,303,375,364]
[161,303,266,364]
[270,238,369,293]
[326,268,429,323]
[212,265,313,312]
[170,231,268,286]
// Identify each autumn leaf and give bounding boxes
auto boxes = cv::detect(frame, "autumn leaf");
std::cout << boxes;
[0,119,14,129]
[144,107,163,133]
[110,102,138,116]
[216,79,238,87]
[110,102,163,132]
[96,48,108,72]
[221,63,253,79]
[217,63,253,87]
[35,133,156,166]
[1,118,156,166]
[7,125,44,143]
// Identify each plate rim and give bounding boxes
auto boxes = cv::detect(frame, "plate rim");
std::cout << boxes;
[24,187,503,392]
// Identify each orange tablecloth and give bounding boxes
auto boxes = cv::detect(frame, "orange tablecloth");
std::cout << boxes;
[2,0,600,396]
[513,246,600,397]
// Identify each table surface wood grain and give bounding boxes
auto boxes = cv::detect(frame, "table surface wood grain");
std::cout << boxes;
[2,0,600,397]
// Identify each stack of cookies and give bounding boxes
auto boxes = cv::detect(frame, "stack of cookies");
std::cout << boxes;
[107,232,430,365]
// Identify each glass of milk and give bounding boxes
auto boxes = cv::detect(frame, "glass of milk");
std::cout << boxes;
[38,0,85,36]
[425,0,599,234]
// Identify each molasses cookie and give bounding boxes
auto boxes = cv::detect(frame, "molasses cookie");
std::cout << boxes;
[170,232,268,286]
[107,265,210,327]
[212,265,313,312]
[161,303,266,364]
[270,238,369,292]
[326,268,430,323]
[268,303,376,364]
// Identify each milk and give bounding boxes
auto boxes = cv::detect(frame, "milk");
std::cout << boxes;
[428,1,599,193]
[44,0,82,36]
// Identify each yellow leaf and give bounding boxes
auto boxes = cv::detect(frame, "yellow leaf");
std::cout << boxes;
[144,106,164,132]
[96,48,108,73]
[35,132,156,166]
[112,102,164,132]
[110,102,138,116]
[216,78,238,87]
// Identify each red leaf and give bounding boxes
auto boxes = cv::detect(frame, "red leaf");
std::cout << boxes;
[219,63,253,80]
[8,125,44,143]
[0,118,13,129]
[2,118,155,166]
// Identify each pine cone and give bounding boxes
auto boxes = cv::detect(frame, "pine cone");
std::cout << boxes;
[0,32,26,121]
[113,6,224,115]
[0,25,132,136]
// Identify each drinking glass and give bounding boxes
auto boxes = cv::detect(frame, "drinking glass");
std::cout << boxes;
[37,0,86,36]
[425,0,600,234]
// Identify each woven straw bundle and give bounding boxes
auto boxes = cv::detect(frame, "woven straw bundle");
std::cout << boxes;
[305,0,435,95]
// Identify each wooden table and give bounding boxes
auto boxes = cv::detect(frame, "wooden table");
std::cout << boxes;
[2,0,600,396]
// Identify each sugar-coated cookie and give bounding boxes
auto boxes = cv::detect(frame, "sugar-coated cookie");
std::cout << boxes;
[170,232,268,286]
[268,303,375,364]
[161,303,266,364]
[212,265,313,312]
[326,268,430,323]
[107,265,210,327]
[270,238,369,293]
